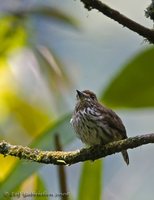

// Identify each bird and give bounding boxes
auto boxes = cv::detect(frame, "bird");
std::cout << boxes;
[70,89,129,165]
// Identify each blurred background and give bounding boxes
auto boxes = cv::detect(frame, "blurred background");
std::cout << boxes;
[0,0,154,199]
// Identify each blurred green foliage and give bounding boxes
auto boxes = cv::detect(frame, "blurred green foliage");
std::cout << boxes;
[0,114,74,198]
[0,2,78,199]
[78,160,102,200]
[0,15,27,59]
[34,175,49,200]
[0,2,154,200]
[102,47,154,108]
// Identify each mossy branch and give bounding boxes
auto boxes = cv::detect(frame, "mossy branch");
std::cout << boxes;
[0,133,154,165]
[79,0,154,43]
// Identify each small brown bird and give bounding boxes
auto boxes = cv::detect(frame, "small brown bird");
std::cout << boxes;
[70,90,129,165]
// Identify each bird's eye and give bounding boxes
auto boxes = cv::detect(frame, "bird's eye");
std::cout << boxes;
[90,95,95,100]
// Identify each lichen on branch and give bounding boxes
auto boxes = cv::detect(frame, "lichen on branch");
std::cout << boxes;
[0,133,154,165]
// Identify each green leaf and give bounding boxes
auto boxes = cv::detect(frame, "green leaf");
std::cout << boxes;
[102,47,154,108]
[34,175,49,200]
[33,46,74,114]
[78,160,103,200]
[6,6,79,29]
[31,7,79,29]
[35,45,73,91]
[4,94,51,136]
[0,114,75,198]
[0,15,27,59]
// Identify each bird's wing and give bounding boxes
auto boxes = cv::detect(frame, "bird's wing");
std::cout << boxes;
[97,104,127,139]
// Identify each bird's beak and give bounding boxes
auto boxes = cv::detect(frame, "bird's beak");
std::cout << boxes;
[76,90,85,99]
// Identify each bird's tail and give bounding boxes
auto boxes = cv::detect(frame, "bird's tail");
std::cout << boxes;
[121,150,129,165]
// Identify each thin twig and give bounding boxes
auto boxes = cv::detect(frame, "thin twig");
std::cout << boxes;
[0,133,154,165]
[80,0,154,43]
[55,134,68,200]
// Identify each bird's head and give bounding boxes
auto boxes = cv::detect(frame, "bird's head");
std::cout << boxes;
[76,90,98,103]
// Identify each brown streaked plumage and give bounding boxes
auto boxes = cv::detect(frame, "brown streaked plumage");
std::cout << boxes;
[70,89,129,165]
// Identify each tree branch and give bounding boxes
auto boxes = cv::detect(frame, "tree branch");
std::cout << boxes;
[0,133,154,165]
[79,0,154,43]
